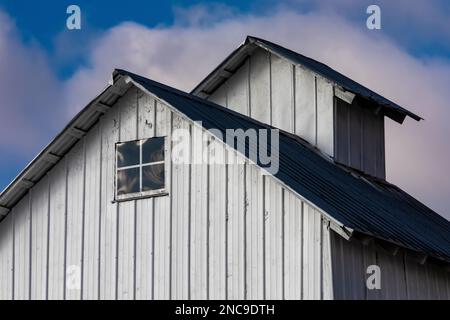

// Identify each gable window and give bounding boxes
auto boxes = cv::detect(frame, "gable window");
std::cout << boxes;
[115,137,167,201]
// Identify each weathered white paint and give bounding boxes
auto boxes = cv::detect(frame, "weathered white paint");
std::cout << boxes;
[171,113,190,300]
[30,178,49,300]
[0,213,13,300]
[0,87,334,299]
[264,178,283,299]
[203,47,393,177]
[152,100,171,300]
[99,92,119,300]
[249,49,271,124]
[82,124,101,300]
[271,54,294,132]
[322,219,334,300]
[47,161,67,299]
[205,48,335,157]
[208,138,227,300]
[135,93,156,300]
[13,193,31,300]
[284,190,302,300]
[65,141,84,300]
[331,232,450,300]
[316,77,334,156]
[245,164,264,299]
[227,155,246,299]
[295,66,316,144]
[117,90,137,300]
[190,125,208,300]
[208,83,227,108]
[226,60,249,115]
[303,204,322,299]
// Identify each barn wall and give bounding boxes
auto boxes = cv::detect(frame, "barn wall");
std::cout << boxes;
[331,231,450,299]
[0,87,333,300]
[208,48,335,157]
[334,98,385,179]
[208,48,388,179]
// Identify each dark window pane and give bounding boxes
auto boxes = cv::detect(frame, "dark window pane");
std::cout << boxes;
[142,163,165,191]
[142,137,164,164]
[117,141,140,168]
[117,167,140,195]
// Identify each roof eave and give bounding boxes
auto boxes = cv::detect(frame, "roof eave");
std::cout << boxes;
[192,35,422,124]
[0,75,133,215]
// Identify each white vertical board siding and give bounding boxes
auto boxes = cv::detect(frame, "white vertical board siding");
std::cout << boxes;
[65,142,85,300]
[99,96,119,300]
[30,178,49,300]
[13,194,31,300]
[203,51,337,158]
[208,138,227,299]
[249,48,271,124]
[47,161,67,299]
[226,60,249,115]
[82,124,101,300]
[321,219,333,300]
[245,164,264,299]
[1,88,337,300]
[135,93,156,300]
[361,241,380,300]
[316,77,334,157]
[283,190,302,300]
[0,213,13,299]
[271,54,294,132]
[153,101,171,299]
[190,125,208,299]
[378,249,407,299]
[208,84,227,107]
[295,67,316,145]
[335,98,386,179]
[227,155,245,299]
[264,178,283,299]
[335,235,366,299]
[117,89,137,300]
[331,232,450,300]
[302,203,322,300]
[171,114,190,299]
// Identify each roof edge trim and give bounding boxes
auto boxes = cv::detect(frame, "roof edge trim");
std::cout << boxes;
[192,35,423,123]
[121,71,354,241]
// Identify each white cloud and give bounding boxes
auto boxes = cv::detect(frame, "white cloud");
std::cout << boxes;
[1,4,450,219]
[0,11,63,156]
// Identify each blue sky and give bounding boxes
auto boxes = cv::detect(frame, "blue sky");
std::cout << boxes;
[1,0,450,218]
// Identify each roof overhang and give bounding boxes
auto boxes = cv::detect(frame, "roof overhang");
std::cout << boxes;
[192,36,422,124]
[0,68,447,264]
[0,75,133,217]
[117,69,356,243]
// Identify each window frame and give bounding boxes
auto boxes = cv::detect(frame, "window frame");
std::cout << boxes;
[114,136,168,202]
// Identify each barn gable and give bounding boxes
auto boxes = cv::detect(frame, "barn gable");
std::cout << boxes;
[118,69,450,263]
[0,66,449,300]
[0,72,335,300]
[192,36,423,179]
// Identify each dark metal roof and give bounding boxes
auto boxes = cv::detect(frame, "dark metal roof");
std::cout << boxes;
[192,36,422,124]
[119,69,450,263]
[0,67,447,264]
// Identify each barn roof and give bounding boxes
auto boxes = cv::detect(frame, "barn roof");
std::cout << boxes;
[123,69,450,263]
[192,36,422,124]
[1,69,448,265]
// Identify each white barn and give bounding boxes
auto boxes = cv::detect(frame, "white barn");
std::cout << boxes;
[0,36,449,300]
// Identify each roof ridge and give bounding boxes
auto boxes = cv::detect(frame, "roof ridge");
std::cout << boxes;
[194,35,422,123]
[1,68,448,264]
[117,68,424,196]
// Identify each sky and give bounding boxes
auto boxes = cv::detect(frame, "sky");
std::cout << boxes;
[0,0,450,219]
